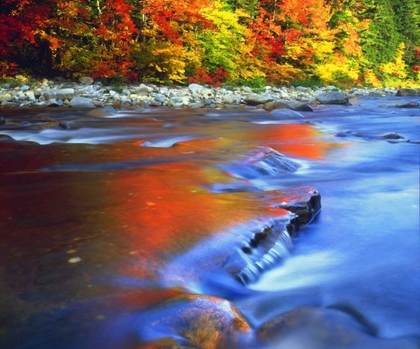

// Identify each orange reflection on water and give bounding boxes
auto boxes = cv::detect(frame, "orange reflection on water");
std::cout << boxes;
[236,123,335,160]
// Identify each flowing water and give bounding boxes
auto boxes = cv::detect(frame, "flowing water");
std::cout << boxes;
[0,96,419,349]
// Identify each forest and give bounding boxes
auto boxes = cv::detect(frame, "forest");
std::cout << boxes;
[1,0,420,87]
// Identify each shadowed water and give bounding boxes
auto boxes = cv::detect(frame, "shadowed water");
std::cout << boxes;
[0,96,419,348]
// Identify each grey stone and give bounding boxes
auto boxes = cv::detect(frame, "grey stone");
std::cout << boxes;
[135,84,152,95]
[188,83,204,92]
[396,88,419,96]
[50,88,75,100]
[395,101,419,108]
[244,94,275,106]
[316,91,349,105]
[69,96,96,108]
[263,101,293,112]
[47,98,63,107]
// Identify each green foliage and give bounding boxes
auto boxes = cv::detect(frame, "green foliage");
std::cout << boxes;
[290,78,323,88]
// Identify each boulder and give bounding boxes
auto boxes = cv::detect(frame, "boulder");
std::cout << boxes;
[395,101,419,108]
[69,96,96,108]
[263,101,293,112]
[137,294,252,348]
[396,88,419,96]
[294,103,314,112]
[257,307,419,349]
[380,132,406,140]
[188,83,204,92]
[135,84,152,95]
[316,91,349,105]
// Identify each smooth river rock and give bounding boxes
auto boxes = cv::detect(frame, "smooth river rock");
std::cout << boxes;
[137,294,252,349]
[316,91,349,105]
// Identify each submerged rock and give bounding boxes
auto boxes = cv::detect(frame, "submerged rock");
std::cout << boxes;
[257,307,420,349]
[222,146,301,180]
[395,101,419,108]
[380,132,406,140]
[269,109,304,119]
[137,294,252,349]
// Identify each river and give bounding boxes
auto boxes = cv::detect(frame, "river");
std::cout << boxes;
[0,95,419,349]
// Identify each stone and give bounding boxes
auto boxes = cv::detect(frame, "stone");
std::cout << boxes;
[46,98,63,107]
[57,122,70,130]
[79,76,94,85]
[244,94,275,106]
[272,186,321,225]
[263,101,293,112]
[294,103,314,112]
[135,83,152,95]
[188,83,204,92]
[256,307,419,349]
[69,96,96,108]
[25,90,36,101]
[200,88,214,98]
[0,117,5,125]
[396,88,419,96]
[91,99,105,107]
[395,101,419,108]
[380,132,405,140]
[46,88,75,100]
[1,93,12,103]
[316,91,349,105]
[137,294,252,348]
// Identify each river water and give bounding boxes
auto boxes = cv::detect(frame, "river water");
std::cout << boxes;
[0,96,419,349]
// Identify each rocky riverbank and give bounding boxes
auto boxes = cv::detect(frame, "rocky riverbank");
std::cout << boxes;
[1,76,419,111]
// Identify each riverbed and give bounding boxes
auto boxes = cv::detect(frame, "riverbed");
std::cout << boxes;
[0,96,419,349]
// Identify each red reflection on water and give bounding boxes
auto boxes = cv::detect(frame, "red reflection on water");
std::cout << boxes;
[240,124,330,160]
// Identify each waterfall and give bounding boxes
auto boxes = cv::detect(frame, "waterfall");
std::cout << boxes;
[236,230,293,284]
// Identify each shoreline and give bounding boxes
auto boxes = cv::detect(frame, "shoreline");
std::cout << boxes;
[1,77,419,111]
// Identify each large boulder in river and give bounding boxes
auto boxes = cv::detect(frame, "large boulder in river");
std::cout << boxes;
[316,91,349,105]
[263,101,293,112]
[257,307,420,349]
[137,294,252,348]
[396,88,420,96]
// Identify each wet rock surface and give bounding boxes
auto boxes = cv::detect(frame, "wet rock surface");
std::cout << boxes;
[137,294,252,349]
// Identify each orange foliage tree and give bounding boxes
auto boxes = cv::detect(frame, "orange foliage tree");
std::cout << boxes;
[0,0,418,86]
